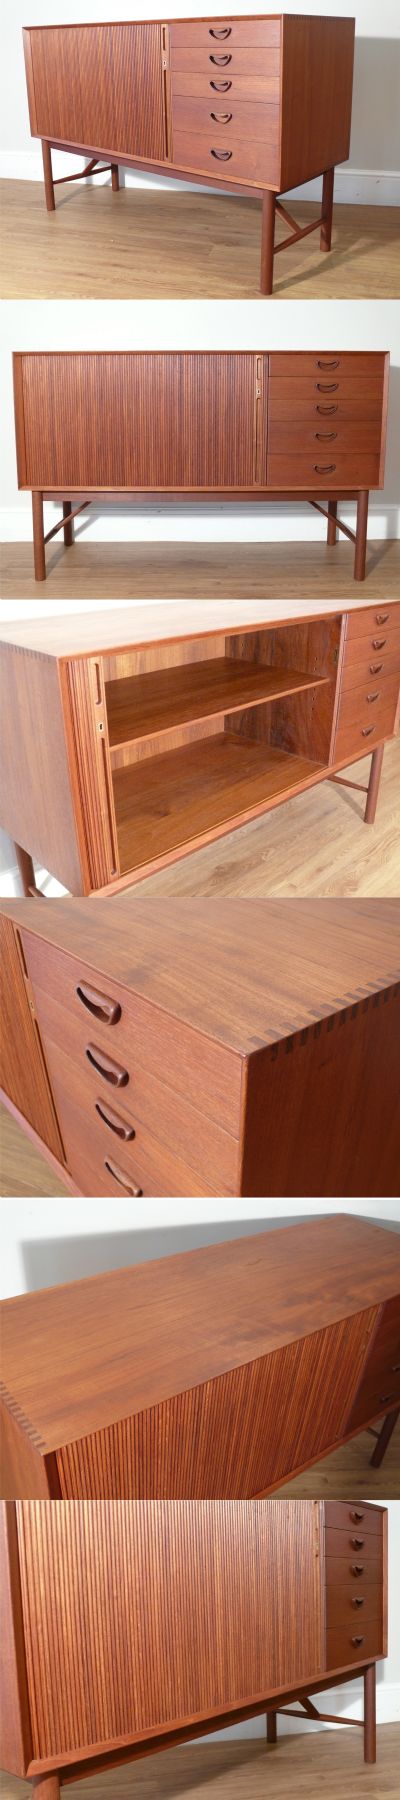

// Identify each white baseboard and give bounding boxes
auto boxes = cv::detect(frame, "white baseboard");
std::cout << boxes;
[1,151,399,206]
[202,1681,400,1739]
[1,503,399,544]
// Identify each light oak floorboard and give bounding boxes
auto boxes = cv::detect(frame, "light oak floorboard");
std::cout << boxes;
[275,1418,400,1499]
[1,181,400,298]
[0,1103,68,1197]
[137,738,400,897]
[1,541,399,602]
[2,1731,400,1799]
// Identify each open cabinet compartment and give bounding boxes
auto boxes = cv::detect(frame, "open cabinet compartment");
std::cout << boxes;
[103,618,341,876]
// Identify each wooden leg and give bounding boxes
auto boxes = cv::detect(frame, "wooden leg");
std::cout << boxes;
[32,492,46,582]
[266,1712,277,1743]
[364,1664,376,1764]
[111,163,120,191]
[41,140,55,212]
[14,844,36,897]
[327,500,338,546]
[370,1406,400,1467]
[320,166,334,251]
[354,489,369,581]
[260,191,276,296]
[63,500,74,547]
[364,742,385,823]
[32,1779,60,1800]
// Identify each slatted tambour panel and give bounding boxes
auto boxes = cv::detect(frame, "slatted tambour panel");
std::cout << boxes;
[28,25,165,160]
[16,1500,322,1759]
[18,354,258,490]
[56,1310,376,1500]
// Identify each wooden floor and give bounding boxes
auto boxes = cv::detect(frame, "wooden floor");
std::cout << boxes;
[2,539,399,602]
[276,1416,400,1499]
[2,181,400,298]
[0,1104,68,1198]
[2,1729,400,1800]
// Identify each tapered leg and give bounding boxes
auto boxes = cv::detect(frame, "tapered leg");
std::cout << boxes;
[320,167,334,251]
[266,1712,277,1743]
[327,500,338,545]
[364,1664,376,1764]
[364,742,385,823]
[370,1406,400,1466]
[32,1779,60,1800]
[63,500,74,547]
[354,489,369,581]
[32,492,46,582]
[111,163,120,191]
[260,191,276,296]
[42,140,55,211]
[14,844,36,896]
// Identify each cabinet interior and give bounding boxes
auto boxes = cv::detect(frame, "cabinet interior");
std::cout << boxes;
[103,618,341,875]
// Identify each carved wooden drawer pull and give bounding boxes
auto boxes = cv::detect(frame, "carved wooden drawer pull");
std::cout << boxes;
[76,982,121,1024]
[210,52,232,64]
[379,1390,396,1403]
[352,1636,365,1646]
[362,725,376,737]
[209,25,232,37]
[95,1100,135,1141]
[316,381,339,392]
[366,691,381,703]
[375,612,389,624]
[105,1158,142,1197]
[370,662,383,674]
[352,1596,365,1607]
[351,1537,365,1549]
[317,358,340,369]
[210,110,233,122]
[392,1363,400,1372]
[86,1043,129,1086]
[316,403,338,415]
[211,147,232,159]
[372,637,387,650]
[210,78,232,90]
[350,1510,365,1522]
[314,463,336,474]
[351,1564,365,1575]
[315,431,337,441]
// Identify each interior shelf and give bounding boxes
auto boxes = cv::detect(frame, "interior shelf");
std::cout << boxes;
[106,657,330,752]
[113,732,324,875]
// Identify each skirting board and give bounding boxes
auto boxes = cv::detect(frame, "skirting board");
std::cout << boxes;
[209,1683,400,1738]
[1,152,400,206]
[1,503,399,543]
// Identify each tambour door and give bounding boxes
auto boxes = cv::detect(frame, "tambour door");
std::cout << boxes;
[24,24,165,162]
[15,1500,323,1760]
[15,353,260,490]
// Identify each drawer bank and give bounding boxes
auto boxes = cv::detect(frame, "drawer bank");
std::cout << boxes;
[0,1501,387,1783]
[1,1221,399,1493]
[1,600,399,896]
[1,898,400,1198]
[22,14,355,294]
[12,352,389,582]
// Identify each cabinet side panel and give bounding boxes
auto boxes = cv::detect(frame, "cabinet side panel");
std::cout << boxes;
[0,1396,54,1501]
[16,1498,322,1761]
[29,24,165,160]
[0,918,64,1160]
[280,17,355,192]
[242,988,400,1198]
[0,647,83,894]
[56,1310,377,1500]
[0,1502,33,1775]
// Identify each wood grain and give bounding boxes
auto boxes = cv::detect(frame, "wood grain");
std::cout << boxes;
[112,733,323,874]
[0,1503,33,1775]
[0,1103,69,1200]
[3,1731,400,1800]
[0,645,83,893]
[2,542,399,603]
[3,601,399,661]
[105,656,329,750]
[0,920,63,1160]
[28,25,165,163]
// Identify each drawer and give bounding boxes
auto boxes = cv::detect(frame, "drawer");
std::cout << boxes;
[59,1087,222,1199]
[325,1527,382,1564]
[32,995,239,1194]
[266,455,380,488]
[346,603,400,640]
[172,96,280,145]
[172,128,269,182]
[20,932,241,1138]
[169,22,281,50]
[324,1555,382,1587]
[333,705,397,765]
[336,674,400,736]
[270,354,386,381]
[169,47,280,77]
[268,380,385,423]
[341,639,400,692]
[325,1503,383,1536]
[268,421,381,456]
[327,1589,382,1629]
[326,1624,383,1667]
[346,1297,400,1431]
[170,70,279,102]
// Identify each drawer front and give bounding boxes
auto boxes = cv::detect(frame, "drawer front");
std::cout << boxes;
[341,638,400,691]
[333,705,397,765]
[335,674,399,736]
[170,46,280,76]
[172,95,280,144]
[346,1296,400,1432]
[169,21,282,49]
[327,1588,382,1629]
[38,1017,238,1195]
[325,1527,383,1566]
[172,127,269,181]
[326,1623,383,1667]
[21,932,241,1138]
[268,421,382,456]
[346,602,400,640]
[270,354,386,381]
[325,1503,383,1536]
[57,1087,222,1199]
[266,454,380,488]
[170,69,279,101]
[268,380,385,424]
[324,1555,383,1587]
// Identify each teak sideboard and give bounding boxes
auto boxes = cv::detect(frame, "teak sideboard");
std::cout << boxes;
[22,14,355,294]
[1,600,399,897]
[1,1219,400,1493]
[12,352,389,581]
[1,897,400,1198]
[0,1501,387,1784]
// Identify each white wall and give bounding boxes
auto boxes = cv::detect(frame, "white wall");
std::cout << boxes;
[1,1,399,203]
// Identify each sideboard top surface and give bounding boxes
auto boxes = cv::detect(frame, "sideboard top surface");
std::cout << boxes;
[1,597,395,662]
[3,897,399,1054]
[2,1216,400,1454]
